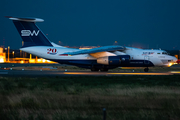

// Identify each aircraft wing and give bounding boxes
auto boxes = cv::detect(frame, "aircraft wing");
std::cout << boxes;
[63,45,125,55]
[89,51,116,58]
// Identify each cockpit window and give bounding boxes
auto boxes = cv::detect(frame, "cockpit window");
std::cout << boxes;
[162,52,168,55]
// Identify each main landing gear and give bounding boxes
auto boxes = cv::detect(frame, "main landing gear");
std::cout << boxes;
[144,67,149,72]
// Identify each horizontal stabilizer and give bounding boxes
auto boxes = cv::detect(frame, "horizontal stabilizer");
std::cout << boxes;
[5,16,44,22]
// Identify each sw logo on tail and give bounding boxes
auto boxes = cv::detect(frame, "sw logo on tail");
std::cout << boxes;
[21,30,40,36]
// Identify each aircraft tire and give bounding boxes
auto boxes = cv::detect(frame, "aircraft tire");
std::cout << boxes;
[144,68,149,72]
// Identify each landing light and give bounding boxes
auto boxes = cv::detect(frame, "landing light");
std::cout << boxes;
[168,62,176,67]
[168,63,172,67]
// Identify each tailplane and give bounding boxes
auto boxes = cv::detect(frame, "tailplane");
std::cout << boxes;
[6,16,53,47]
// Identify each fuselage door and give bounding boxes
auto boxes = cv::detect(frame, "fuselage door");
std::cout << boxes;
[144,56,150,64]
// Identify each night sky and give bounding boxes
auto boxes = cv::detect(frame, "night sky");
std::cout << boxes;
[1,0,180,49]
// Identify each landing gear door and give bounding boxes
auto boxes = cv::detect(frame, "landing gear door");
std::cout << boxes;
[144,56,149,64]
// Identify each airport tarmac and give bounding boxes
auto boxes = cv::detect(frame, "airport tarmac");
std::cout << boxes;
[0,69,179,76]
[0,63,179,76]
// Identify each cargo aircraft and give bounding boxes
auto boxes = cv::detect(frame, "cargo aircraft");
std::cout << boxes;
[7,16,177,72]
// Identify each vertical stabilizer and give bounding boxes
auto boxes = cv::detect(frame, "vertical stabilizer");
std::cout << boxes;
[7,16,53,47]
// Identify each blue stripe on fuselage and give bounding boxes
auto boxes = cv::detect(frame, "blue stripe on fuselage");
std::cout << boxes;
[48,59,154,68]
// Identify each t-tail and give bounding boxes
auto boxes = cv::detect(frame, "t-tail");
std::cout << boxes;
[6,16,53,48]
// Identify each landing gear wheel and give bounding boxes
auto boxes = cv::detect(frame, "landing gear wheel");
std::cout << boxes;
[91,68,99,72]
[100,68,108,72]
[144,67,149,72]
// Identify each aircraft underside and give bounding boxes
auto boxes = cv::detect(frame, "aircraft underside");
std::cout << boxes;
[49,59,154,71]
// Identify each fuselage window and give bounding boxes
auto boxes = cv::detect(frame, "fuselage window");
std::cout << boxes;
[157,53,160,54]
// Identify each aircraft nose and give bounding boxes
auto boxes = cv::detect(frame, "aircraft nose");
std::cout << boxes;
[167,56,177,67]
[172,57,178,63]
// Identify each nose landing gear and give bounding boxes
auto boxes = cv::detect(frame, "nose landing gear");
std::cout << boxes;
[144,67,149,72]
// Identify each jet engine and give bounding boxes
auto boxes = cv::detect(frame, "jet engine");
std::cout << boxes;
[97,55,130,65]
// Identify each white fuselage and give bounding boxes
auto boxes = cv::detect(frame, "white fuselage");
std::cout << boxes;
[20,46,177,67]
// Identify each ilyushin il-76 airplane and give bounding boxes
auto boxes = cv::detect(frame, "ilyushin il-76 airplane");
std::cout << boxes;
[7,16,177,72]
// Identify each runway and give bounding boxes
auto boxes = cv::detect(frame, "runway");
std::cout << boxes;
[0,69,179,76]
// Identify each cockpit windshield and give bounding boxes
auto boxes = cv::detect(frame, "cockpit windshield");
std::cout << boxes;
[157,51,168,55]
[162,52,168,55]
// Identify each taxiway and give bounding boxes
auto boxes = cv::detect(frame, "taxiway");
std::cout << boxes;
[0,70,179,76]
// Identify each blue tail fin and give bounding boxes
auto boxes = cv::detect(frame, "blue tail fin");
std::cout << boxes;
[7,16,53,47]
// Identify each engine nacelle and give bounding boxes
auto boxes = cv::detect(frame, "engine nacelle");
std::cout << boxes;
[97,55,130,65]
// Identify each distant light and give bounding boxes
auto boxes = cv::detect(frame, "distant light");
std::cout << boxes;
[46,60,51,62]
[0,58,4,63]
[37,59,42,62]
[79,48,91,49]
[29,59,35,63]
[42,59,46,63]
